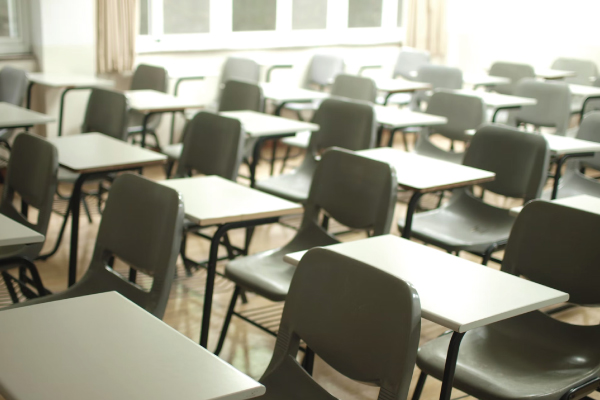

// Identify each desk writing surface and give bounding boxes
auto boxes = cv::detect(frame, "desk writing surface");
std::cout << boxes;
[542,133,600,155]
[357,148,495,191]
[463,73,511,87]
[535,68,576,80]
[27,73,114,88]
[0,292,265,400]
[0,214,44,247]
[510,195,600,216]
[49,133,166,173]
[453,89,537,108]
[220,110,319,137]
[160,176,303,226]
[375,78,432,93]
[568,84,600,97]
[374,106,447,128]
[284,235,568,332]
[125,90,205,113]
[0,102,54,128]
[260,83,329,103]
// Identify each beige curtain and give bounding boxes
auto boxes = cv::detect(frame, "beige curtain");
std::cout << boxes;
[97,0,136,74]
[406,0,447,62]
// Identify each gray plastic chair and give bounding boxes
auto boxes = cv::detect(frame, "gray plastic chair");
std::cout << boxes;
[413,200,600,400]
[220,57,261,87]
[489,61,536,95]
[413,90,485,164]
[127,64,168,147]
[282,54,345,116]
[258,247,421,400]
[0,66,29,149]
[510,78,572,136]
[401,124,550,265]
[410,65,463,110]
[280,74,377,163]
[215,148,398,355]
[255,98,376,203]
[0,133,58,299]
[549,111,600,198]
[4,173,184,319]
[582,77,600,115]
[551,58,598,86]
[42,89,129,260]
[393,48,431,80]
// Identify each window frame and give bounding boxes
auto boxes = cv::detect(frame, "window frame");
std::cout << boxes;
[0,0,31,55]
[137,0,405,53]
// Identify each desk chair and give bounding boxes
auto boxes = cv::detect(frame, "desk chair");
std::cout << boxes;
[172,112,246,275]
[413,90,485,164]
[257,247,420,399]
[510,78,572,137]
[41,88,129,260]
[488,61,535,95]
[4,174,184,319]
[400,124,549,265]
[215,148,398,355]
[0,66,28,154]
[548,112,600,199]
[255,98,376,203]
[0,133,57,302]
[552,58,598,86]
[280,74,378,172]
[278,54,345,119]
[582,77,600,115]
[127,64,168,148]
[413,200,600,400]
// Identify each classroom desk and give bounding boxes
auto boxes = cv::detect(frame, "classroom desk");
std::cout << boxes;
[356,148,495,238]
[510,194,600,216]
[26,73,114,136]
[48,133,167,287]
[463,73,511,89]
[0,292,266,400]
[535,68,576,80]
[160,176,303,349]
[260,83,330,115]
[125,90,206,148]
[0,214,43,247]
[374,106,448,147]
[0,102,54,130]
[283,234,568,400]
[374,78,433,105]
[451,89,537,122]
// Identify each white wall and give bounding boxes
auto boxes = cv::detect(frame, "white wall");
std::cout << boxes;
[446,0,600,72]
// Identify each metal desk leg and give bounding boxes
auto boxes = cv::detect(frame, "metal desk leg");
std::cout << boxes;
[439,331,465,400]
[402,192,423,239]
[199,217,279,349]
[250,137,267,188]
[383,92,394,106]
[26,81,35,109]
[275,101,288,116]
[68,174,87,287]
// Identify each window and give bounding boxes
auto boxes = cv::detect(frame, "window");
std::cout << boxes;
[0,0,29,54]
[397,0,404,27]
[137,0,404,53]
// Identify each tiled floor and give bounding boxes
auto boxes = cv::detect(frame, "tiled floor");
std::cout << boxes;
[1,129,599,400]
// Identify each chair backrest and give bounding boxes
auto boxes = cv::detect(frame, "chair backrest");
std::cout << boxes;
[574,111,600,170]
[489,61,535,95]
[502,201,600,306]
[463,124,550,201]
[77,173,184,318]
[393,48,430,80]
[301,148,397,235]
[426,90,485,141]
[331,74,377,103]
[0,66,28,105]
[551,58,598,86]
[261,248,420,400]
[302,54,345,89]
[218,79,264,112]
[308,98,376,153]
[413,65,463,107]
[81,88,129,140]
[130,64,168,93]
[512,78,572,136]
[0,133,58,258]
[175,112,245,181]
[220,57,260,86]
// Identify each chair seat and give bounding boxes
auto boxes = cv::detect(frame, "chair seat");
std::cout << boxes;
[398,191,515,253]
[57,167,81,183]
[543,169,600,199]
[254,159,316,203]
[225,225,337,302]
[0,244,28,262]
[281,131,311,149]
[163,143,183,160]
[417,311,600,400]
[283,100,321,112]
